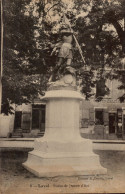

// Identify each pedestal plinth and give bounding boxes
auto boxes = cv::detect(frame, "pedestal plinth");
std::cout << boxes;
[23,89,107,177]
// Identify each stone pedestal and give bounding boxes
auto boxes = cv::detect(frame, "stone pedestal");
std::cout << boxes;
[23,89,107,177]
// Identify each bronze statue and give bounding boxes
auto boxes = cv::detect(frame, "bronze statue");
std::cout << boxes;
[49,26,74,83]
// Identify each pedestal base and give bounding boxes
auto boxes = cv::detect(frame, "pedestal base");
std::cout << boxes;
[23,89,107,177]
[23,163,106,178]
[23,138,107,177]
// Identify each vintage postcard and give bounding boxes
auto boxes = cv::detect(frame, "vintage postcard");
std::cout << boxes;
[0,0,125,193]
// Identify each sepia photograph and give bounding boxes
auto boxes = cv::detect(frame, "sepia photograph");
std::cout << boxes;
[0,0,125,193]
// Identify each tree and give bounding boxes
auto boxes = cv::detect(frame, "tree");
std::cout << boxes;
[2,0,125,114]
[2,0,55,114]
[71,0,125,100]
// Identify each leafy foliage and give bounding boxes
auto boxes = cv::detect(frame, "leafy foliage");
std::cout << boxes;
[2,0,53,114]
[72,0,125,99]
[2,0,125,114]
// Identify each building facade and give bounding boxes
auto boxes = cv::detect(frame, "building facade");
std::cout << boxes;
[1,77,125,140]
[0,100,46,138]
[80,79,125,140]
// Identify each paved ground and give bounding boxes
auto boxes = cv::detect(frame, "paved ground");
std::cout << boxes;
[0,149,125,193]
[1,138,125,150]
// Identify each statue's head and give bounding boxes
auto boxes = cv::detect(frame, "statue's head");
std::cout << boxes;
[60,25,73,35]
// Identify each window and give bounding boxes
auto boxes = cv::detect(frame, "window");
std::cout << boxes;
[32,109,39,129]
[32,104,46,131]
[14,111,22,129]
[95,109,104,125]
[96,78,106,98]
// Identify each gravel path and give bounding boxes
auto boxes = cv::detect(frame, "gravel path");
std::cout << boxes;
[0,149,125,193]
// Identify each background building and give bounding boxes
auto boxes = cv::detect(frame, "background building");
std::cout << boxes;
[1,71,125,140]
[81,76,125,140]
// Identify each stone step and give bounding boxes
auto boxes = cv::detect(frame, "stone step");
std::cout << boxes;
[12,129,23,138]
[11,136,23,138]
[14,130,22,132]
[37,132,45,137]
[12,133,22,135]
[12,134,23,136]
[12,133,23,135]
[94,125,104,129]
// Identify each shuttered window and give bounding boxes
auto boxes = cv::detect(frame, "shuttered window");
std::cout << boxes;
[103,109,109,126]
[21,111,31,132]
[89,108,94,125]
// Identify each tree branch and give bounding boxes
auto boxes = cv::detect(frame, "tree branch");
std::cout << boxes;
[111,19,123,43]
[45,3,60,14]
